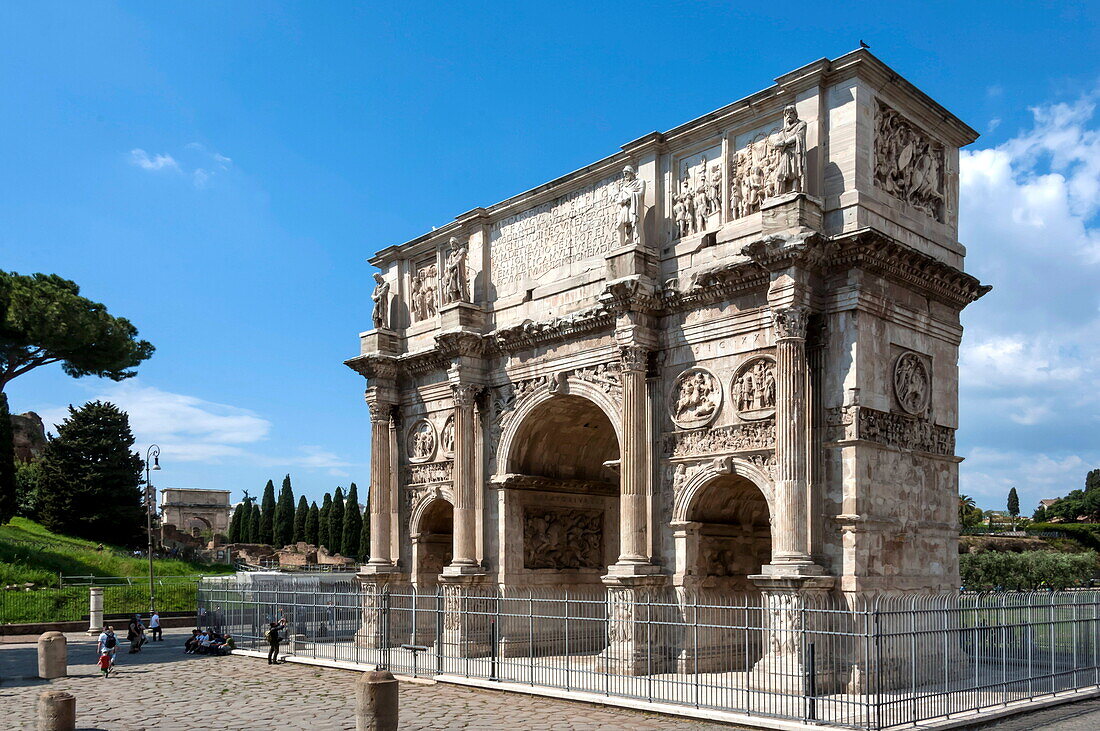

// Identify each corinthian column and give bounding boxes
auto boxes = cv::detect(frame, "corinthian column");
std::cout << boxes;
[769,305,814,568]
[615,344,649,566]
[367,399,395,567]
[446,383,482,573]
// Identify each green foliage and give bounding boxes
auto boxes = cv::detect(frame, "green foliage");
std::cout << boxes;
[305,501,319,546]
[342,483,362,561]
[14,460,43,519]
[37,401,144,546]
[960,549,1097,591]
[1034,468,1100,523]
[329,488,345,556]
[1008,487,1020,518]
[0,517,233,588]
[293,495,308,544]
[0,393,15,523]
[0,271,154,392]
[1033,506,1049,522]
[259,479,275,546]
[227,502,245,543]
[1028,523,1100,551]
[248,504,261,544]
[273,474,294,548]
[318,493,332,551]
[958,494,984,528]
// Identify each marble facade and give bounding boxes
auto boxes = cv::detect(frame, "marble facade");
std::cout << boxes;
[346,50,989,680]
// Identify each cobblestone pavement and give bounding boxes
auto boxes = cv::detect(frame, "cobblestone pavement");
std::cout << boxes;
[0,629,735,730]
[960,696,1100,730]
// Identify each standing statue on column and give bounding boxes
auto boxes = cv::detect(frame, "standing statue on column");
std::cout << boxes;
[616,165,646,247]
[442,236,469,304]
[371,272,390,329]
[773,104,807,195]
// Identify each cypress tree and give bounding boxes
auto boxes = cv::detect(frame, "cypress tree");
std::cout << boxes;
[248,503,262,543]
[359,485,371,562]
[273,474,295,547]
[228,502,245,543]
[37,401,144,546]
[259,479,276,545]
[342,483,363,561]
[305,501,320,546]
[293,495,308,544]
[329,487,345,556]
[318,493,332,550]
[0,393,16,524]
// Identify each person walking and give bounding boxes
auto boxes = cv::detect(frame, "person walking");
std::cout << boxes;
[265,622,282,665]
[149,611,162,641]
[97,625,118,669]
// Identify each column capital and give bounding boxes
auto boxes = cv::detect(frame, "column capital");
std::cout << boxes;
[451,382,482,407]
[771,305,810,341]
[365,390,396,424]
[618,344,649,373]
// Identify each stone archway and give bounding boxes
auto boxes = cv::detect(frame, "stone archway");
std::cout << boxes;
[184,515,213,538]
[411,497,453,589]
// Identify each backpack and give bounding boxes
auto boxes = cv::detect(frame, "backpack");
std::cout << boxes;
[104,635,117,649]
[265,628,278,643]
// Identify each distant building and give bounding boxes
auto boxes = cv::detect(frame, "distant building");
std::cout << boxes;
[160,487,232,537]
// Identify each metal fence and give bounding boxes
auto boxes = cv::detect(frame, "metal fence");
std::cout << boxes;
[1,580,200,624]
[197,579,1100,729]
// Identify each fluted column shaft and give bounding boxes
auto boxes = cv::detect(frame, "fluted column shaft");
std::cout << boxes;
[367,403,394,566]
[771,306,813,566]
[449,384,480,568]
[617,345,649,565]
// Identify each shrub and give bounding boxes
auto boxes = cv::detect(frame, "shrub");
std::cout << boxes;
[960,549,1097,591]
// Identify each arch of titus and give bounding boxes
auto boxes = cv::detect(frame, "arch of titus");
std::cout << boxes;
[347,50,989,675]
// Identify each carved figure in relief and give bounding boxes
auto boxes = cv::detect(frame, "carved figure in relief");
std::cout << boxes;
[707,164,722,216]
[410,264,438,322]
[874,101,945,222]
[771,105,807,195]
[673,189,691,238]
[523,508,603,570]
[440,415,455,457]
[616,165,646,247]
[692,174,709,233]
[733,358,777,419]
[370,273,390,330]
[442,237,469,305]
[670,368,722,428]
[407,420,436,462]
[894,352,931,415]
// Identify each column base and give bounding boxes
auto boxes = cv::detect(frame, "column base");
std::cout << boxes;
[354,571,409,648]
[598,571,673,675]
[748,572,838,694]
[440,562,487,578]
[438,573,492,657]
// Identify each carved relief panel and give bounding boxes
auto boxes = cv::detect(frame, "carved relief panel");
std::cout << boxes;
[874,100,946,223]
[406,419,437,463]
[669,367,722,429]
[672,144,722,239]
[893,351,931,416]
[522,507,603,570]
[410,259,438,322]
[728,120,783,220]
[440,414,455,458]
[732,356,777,420]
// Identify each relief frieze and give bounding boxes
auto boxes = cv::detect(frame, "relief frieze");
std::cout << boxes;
[403,459,454,486]
[828,405,955,456]
[664,420,775,458]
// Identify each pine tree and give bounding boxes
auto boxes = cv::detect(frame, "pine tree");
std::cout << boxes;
[273,474,295,547]
[358,485,371,562]
[329,487,345,556]
[248,503,262,543]
[1008,487,1020,529]
[0,393,16,524]
[318,493,332,550]
[259,479,276,545]
[228,502,245,543]
[293,495,308,544]
[305,501,320,546]
[342,483,363,561]
[37,401,144,546]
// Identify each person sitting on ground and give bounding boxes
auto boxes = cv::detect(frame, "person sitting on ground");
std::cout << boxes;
[199,630,216,655]
[184,629,201,654]
[218,633,236,655]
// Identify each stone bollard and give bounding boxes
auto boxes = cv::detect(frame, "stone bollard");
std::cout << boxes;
[37,690,76,731]
[37,632,67,679]
[86,587,104,635]
[355,670,398,731]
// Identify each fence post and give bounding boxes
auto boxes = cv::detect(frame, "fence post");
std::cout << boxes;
[85,587,103,636]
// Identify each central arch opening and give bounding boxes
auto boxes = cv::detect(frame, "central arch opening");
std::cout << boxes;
[503,394,620,587]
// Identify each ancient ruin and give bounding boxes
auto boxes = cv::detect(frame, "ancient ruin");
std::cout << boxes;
[159,487,232,538]
[346,50,989,679]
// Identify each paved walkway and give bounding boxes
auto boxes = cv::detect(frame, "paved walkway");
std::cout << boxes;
[0,629,733,730]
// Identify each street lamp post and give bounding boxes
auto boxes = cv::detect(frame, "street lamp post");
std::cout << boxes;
[145,444,161,614]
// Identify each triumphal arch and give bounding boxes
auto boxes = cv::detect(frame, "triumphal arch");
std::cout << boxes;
[347,50,988,678]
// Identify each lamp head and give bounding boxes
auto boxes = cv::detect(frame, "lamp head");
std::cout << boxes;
[152,455,160,471]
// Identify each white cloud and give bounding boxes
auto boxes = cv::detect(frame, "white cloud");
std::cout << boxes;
[129,149,179,172]
[957,89,1100,509]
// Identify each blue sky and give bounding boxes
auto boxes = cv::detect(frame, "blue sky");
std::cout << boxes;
[1,2,1098,512]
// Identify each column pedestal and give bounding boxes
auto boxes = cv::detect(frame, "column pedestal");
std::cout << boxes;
[354,569,408,649]
[438,574,492,659]
[598,573,672,675]
[748,573,840,694]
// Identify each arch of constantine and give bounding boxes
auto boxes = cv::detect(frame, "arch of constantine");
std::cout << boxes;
[346,49,989,681]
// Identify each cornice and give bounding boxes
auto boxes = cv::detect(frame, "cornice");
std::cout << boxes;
[344,353,398,380]
[488,305,615,355]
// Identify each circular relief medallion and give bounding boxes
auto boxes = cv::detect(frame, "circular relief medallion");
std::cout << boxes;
[731,356,777,421]
[894,351,931,415]
[406,419,437,463]
[440,414,455,458]
[669,367,722,429]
